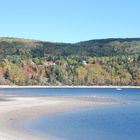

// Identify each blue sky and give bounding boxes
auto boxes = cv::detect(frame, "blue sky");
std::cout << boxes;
[0,0,140,43]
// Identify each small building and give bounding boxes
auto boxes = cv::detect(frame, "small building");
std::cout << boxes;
[44,61,55,66]
[83,60,87,65]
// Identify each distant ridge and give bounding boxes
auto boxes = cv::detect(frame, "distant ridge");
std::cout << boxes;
[1,37,140,43]
[0,37,140,57]
[0,37,67,44]
[77,38,140,44]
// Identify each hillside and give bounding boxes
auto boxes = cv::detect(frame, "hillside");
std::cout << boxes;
[1,37,140,57]
[0,37,140,86]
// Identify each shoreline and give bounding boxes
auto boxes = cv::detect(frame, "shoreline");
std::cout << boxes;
[0,94,121,140]
[0,85,140,88]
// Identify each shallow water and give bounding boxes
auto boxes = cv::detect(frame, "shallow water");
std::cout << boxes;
[1,88,140,140]
[25,104,140,140]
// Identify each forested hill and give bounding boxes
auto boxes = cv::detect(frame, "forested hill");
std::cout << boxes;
[0,37,140,86]
[76,38,140,56]
[0,37,140,57]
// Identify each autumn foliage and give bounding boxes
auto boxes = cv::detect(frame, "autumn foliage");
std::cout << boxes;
[0,37,139,85]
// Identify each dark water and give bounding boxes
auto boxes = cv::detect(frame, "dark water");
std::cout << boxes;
[1,88,140,140]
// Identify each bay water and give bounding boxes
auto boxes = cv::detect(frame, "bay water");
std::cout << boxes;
[1,88,140,140]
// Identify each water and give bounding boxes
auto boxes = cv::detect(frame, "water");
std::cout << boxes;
[0,88,140,97]
[25,104,140,140]
[1,88,140,140]
[1,88,140,103]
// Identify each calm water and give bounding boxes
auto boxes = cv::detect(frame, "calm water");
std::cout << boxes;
[1,88,140,140]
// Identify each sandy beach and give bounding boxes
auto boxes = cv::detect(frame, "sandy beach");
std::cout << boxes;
[0,85,140,88]
[0,94,120,140]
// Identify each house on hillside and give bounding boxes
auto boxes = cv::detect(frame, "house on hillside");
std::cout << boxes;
[44,61,55,67]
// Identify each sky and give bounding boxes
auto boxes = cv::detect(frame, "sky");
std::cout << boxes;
[0,0,140,43]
